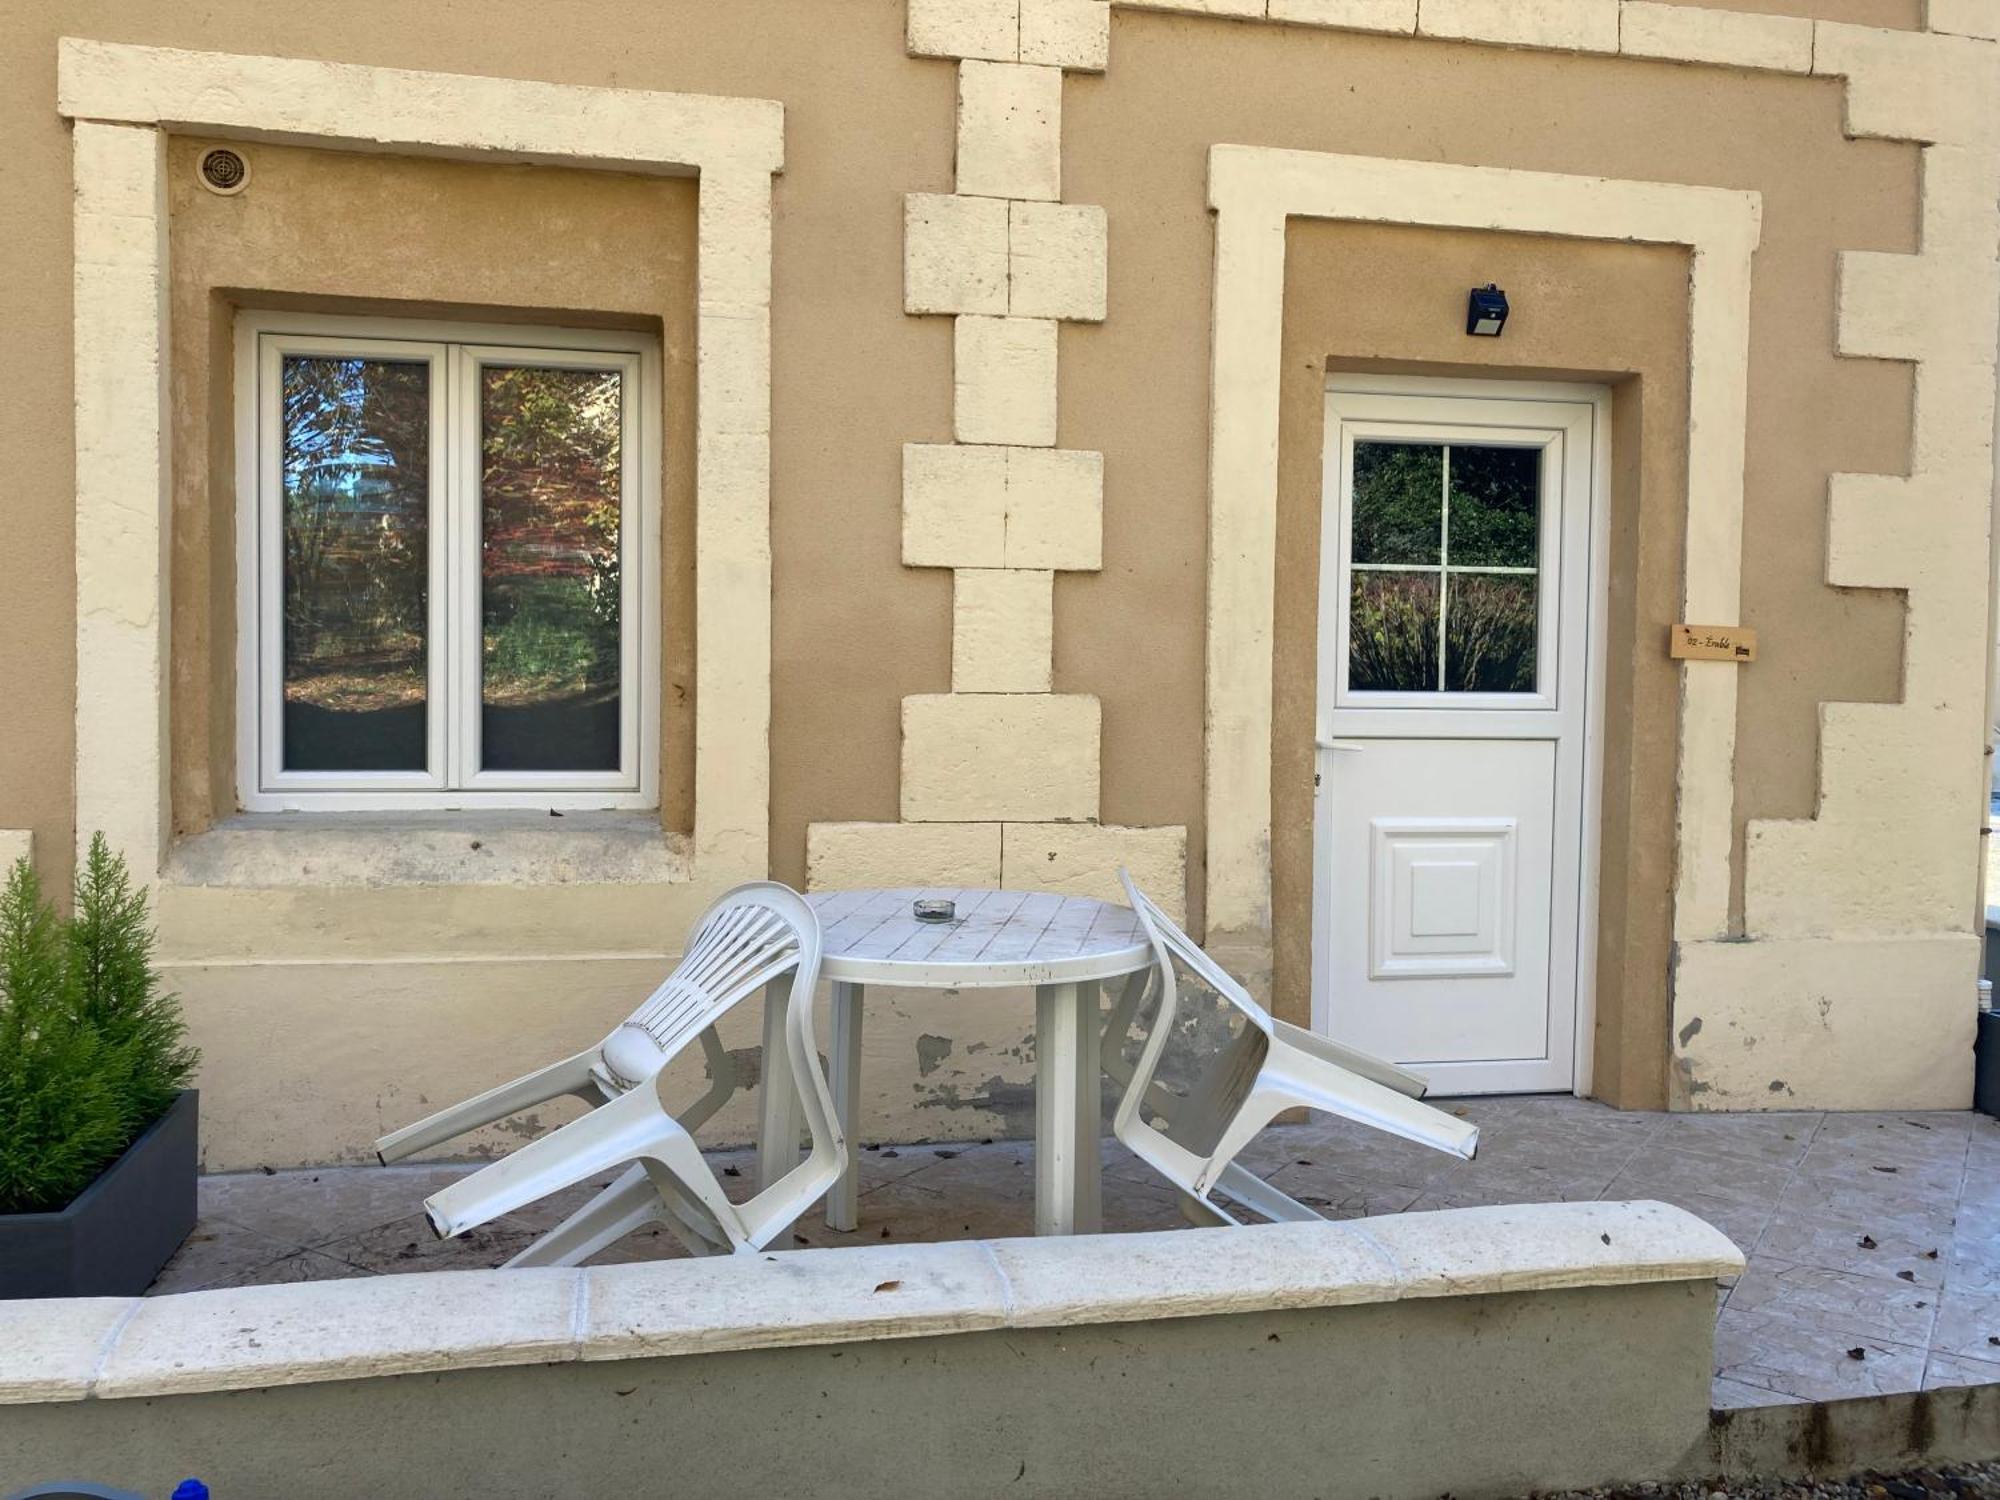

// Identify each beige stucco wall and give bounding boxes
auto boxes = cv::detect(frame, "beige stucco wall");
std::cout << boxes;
[1,0,1981,1162]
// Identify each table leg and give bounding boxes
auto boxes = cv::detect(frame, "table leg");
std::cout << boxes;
[1034,979,1103,1236]
[826,981,864,1232]
[757,978,801,1192]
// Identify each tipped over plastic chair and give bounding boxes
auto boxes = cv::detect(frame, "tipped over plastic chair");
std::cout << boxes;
[1103,869,1478,1226]
[375,882,841,1262]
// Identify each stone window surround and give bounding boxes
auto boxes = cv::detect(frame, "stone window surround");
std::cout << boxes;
[56,38,783,888]
[1202,145,1763,1004]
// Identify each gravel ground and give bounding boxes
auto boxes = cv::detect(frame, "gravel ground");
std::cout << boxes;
[1518,1461,2000,1498]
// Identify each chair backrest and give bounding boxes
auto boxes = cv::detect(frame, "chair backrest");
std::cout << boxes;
[1112,870,1276,1150]
[599,883,818,1088]
[1118,870,1275,1036]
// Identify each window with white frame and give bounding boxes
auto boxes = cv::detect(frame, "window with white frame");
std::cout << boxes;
[235,313,660,811]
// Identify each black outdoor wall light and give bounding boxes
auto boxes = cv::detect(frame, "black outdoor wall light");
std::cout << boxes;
[1466,284,1509,337]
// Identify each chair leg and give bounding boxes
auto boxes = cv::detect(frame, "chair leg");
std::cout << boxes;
[1177,1189,1236,1228]
[506,1166,662,1268]
[425,1083,718,1242]
[825,981,864,1232]
[1207,1162,1321,1224]
[376,1048,602,1164]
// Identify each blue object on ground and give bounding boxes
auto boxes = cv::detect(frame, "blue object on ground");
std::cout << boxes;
[170,1484,208,1500]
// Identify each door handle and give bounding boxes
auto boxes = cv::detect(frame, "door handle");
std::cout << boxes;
[1316,739,1367,753]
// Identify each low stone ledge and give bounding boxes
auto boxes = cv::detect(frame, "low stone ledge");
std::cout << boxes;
[1,1201,1740,1408]
[167,812,691,889]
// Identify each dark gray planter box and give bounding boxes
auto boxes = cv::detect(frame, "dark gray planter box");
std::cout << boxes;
[0,1089,197,1299]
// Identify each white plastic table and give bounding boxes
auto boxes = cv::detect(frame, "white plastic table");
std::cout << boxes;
[754,887,1151,1237]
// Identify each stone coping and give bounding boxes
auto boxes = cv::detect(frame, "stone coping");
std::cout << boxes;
[167,812,691,889]
[0,1201,1740,1405]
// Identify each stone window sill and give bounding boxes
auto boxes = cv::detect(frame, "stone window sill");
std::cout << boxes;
[166,812,691,890]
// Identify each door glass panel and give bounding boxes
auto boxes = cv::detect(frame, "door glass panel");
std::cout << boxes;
[1345,439,1544,696]
[478,365,624,773]
[279,355,430,772]
[1350,442,1442,565]
[1349,570,1441,693]
[1445,573,1538,692]
[1446,445,1539,568]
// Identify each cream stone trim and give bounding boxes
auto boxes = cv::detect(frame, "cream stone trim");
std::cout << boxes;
[0,829,32,873]
[2,1204,1740,1405]
[901,693,1102,822]
[953,568,1056,691]
[1419,0,1618,53]
[1619,2,1812,73]
[56,40,783,884]
[956,60,1063,202]
[1001,822,1190,918]
[1268,0,1414,31]
[1201,145,1761,947]
[807,821,1006,890]
[954,314,1060,445]
[1928,0,2000,43]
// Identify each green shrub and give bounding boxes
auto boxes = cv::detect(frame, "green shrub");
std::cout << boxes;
[0,837,198,1215]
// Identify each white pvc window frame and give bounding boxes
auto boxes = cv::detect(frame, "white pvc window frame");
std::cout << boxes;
[234,311,662,812]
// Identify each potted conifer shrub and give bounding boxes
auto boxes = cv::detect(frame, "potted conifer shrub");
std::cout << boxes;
[0,836,199,1298]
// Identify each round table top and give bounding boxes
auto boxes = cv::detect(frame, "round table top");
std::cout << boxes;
[807,887,1151,989]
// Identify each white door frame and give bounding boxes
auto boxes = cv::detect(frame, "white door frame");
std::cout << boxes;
[1310,374,1611,1096]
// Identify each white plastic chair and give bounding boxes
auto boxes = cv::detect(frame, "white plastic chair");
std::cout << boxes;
[1103,870,1478,1225]
[374,882,842,1262]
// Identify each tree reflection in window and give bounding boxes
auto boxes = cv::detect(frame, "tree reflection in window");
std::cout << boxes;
[478,366,624,773]
[1347,440,1541,695]
[280,356,430,771]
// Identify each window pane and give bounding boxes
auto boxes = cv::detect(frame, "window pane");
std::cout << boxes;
[1351,442,1443,565]
[479,365,624,773]
[1445,573,1538,692]
[1349,571,1441,692]
[1447,444,1540,568]
[280,355,430,772]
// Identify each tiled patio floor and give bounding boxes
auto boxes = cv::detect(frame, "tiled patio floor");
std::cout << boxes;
[154,1096,2000,1410]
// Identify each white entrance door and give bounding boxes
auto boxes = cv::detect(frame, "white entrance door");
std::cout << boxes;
[1311,379,1604,1095]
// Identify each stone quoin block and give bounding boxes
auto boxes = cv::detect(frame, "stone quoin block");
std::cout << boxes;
[904,443,1011,568]
[953,568,1054,692]
[955,315,1059,446]
[806,821,1004,890]
[905,192,1010,316]
[1418,0,1619,53]
[1927,0,2000,42]
[1267,0,1416,34]
[1812,23,2000,150]
[907,0,1020,62]
[1004,446,1103,570]
[1618,1,1811,73]
[1112,0,1263,14]
[901,694,1100,822]
[1001,822,1190,919]
[1009,199,1108,322]
[956,59,1063,201]
[0,830,31,873]
[1019,0,1112,70]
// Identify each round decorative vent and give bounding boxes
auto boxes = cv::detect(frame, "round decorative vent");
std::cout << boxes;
[197,147,248,196]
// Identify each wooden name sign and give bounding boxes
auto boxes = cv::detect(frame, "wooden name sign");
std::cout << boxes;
[1670,623,1757,662]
